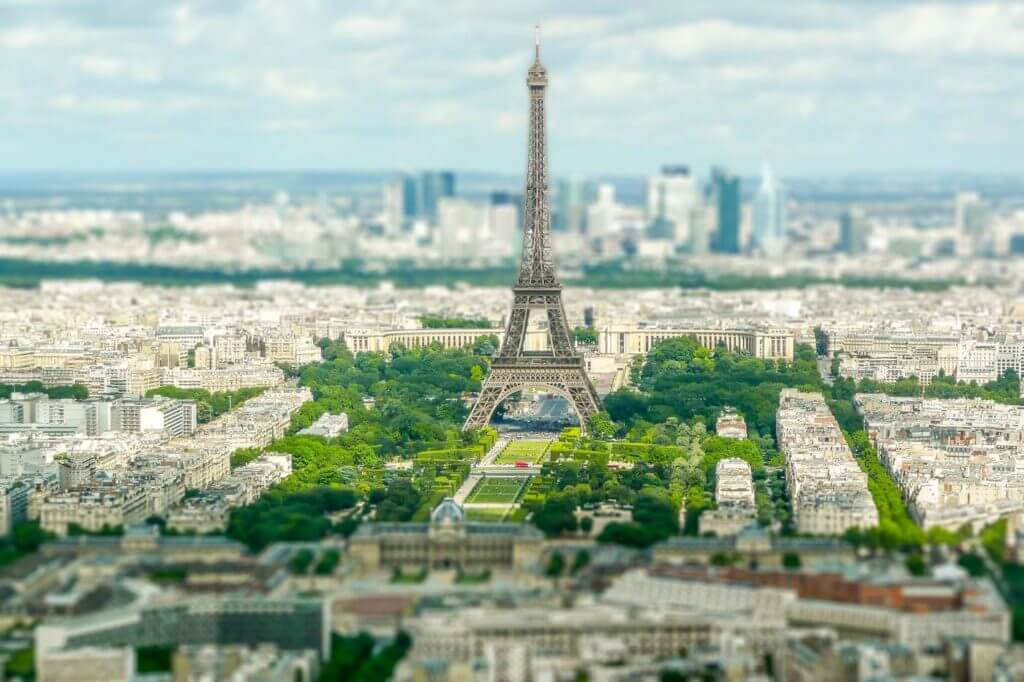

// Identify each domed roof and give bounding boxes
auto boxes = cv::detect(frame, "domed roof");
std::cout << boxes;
[430,497,465,525]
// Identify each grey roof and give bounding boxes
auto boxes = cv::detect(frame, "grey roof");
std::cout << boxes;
[430,497,465,525]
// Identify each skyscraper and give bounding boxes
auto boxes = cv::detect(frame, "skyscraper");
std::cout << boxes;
[382,180,404,236]
[401,174,419,219]
[554,177,597,233]
[711,167,741,254]
[839,207,870,254]
[954,191,989,256]
[437,198,485,259]
[645,165,699,246]
[752,163,787,256]
[955,191,988,236]
[419,170,456,225]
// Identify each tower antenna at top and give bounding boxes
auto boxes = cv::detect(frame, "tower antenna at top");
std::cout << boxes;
[535,24,541,60]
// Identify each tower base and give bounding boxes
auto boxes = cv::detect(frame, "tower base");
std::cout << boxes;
[463,359,601,432]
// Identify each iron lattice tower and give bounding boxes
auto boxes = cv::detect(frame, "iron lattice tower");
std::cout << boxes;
[463,30,601,432]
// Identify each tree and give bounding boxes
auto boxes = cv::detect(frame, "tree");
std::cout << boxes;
[571,327,599,345]
[315,549,341,575]
[532,493,578,537]
[588,411,617,440]
[813,327,828,356]
[570,549,590,575]
[632,490,679,542]
[597,522,656,548]
[710,552,739,566]
[13,522,52,553]
[957,552,987,577]
[545,552,565,578]
[905,553,927,577]
[782,552,801,570]
[288,548,315,575]
[579,516,594,535]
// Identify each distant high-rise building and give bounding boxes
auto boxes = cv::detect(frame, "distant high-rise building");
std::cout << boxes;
[646,165,699,246]
[954,191,989,256]
[585,184,621,239]
[437,198,486,259]
[711,167,741,254]
[689,203,711,255]
[839,207,870,254]
[488,203,519,258]
[1009,234,1024,255]
[752,163,787,256]
[955,192,988,235]
[555,177,597,233]
[490,190,521,207]
[382,180,404,235]
[401,174,419,218]
[420,171,456,224]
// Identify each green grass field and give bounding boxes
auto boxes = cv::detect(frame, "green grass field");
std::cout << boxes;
[494,439,552,464]
[466,476,530,503]
[466,507,511,522]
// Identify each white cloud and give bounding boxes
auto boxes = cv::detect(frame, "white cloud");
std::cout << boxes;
[412,100,471,127]
[257,119,317,132]
[542,16,611,39]
[261,70,325,103]
[0,24,94,49]
[465,54,522,77]
[491,111,524,133]
[333,15,405,41]
[73,56,162,84]
[644,19,842,59]
[50,94,145,116]
[170,3,208,47]
[873,3,1024,57]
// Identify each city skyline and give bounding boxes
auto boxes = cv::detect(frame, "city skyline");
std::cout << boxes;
[4,1,1024,175]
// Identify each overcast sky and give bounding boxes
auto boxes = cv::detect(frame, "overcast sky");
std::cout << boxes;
[2,1,1024,176]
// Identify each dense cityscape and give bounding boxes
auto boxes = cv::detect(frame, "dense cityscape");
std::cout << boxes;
[8,2,1024,681]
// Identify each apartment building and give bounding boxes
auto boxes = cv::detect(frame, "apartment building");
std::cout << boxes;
[0,478,30,536]
[777,389,878,534]
[261,334,322,366]
[40,484,149,535]
[858,393,1024,530]
[715,407,748,439]
[112,398,197,438]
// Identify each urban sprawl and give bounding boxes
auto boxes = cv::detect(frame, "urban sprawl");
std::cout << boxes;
[6,41,1024,682]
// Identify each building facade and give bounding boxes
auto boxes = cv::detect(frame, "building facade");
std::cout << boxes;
[349,498,542,573]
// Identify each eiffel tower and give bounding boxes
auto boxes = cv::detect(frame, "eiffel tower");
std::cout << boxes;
[464,29,601,432]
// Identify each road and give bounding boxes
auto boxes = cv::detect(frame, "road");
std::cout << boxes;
[817,356,834,386]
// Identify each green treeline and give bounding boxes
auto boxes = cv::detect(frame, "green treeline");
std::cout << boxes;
[0,256,965,291]
[145,385,266,423]
[0,382,89,399]
[571,326,599,344]
[419,315,492,329]
[828,369,1021,409]
[319,631,412,682]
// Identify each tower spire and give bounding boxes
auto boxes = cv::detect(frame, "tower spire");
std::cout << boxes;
[519,27,554,288]
[534,24,541,61]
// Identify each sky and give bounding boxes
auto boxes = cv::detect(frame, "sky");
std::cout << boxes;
[2,0,1024,177]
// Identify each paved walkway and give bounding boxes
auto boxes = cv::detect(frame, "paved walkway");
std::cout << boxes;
[453,473,482,504]
[479,438,509,467]
[479,464,541,475]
